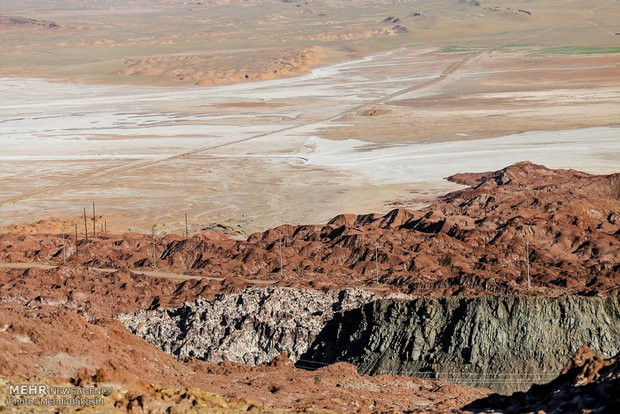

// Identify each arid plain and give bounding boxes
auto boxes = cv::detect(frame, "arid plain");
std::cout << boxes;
[1,0,619,235]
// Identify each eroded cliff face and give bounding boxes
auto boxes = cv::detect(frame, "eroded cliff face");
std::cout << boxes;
[120,289,619,395]
[119,287,376,365]
[465,345,620,414]
[299,295,620,394]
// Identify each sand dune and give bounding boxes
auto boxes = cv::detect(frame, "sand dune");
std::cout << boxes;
[120,46,327,86]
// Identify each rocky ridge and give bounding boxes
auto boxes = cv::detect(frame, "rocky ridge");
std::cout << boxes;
[2,162,618,297]
[299,295,620,394]
[120,46,326,86]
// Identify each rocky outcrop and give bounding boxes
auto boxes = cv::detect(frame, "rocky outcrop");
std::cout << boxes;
[120,291,619,395]
[0,302,491,413]
[0,16,63,29]
[299,295,620,394]
[119,287,376,365]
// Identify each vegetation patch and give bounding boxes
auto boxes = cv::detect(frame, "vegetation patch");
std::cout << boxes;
[436,45,483,55]
[530,46,620,55]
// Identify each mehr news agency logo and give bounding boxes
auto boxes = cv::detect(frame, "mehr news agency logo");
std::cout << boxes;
[6,383,113,407]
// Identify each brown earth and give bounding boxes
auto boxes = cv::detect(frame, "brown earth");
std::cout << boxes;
[0,303,490,413]
[324,53,620,144]
[120,46,327,86]
[1,0,618,86]
[1,163,618,301]
[1,162,618,412]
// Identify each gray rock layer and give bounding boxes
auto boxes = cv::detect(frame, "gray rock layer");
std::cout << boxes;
[118,287,375,365]
[299,295,620,394]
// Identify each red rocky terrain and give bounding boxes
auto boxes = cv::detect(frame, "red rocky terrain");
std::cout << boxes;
[0,162,618,413]
[1,162,618,301]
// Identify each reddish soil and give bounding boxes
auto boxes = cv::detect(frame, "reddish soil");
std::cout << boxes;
[0,303,490,413]
[1,162,618,412]
[0,265,234,318]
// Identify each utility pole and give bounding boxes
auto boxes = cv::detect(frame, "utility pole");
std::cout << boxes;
[375,240,379,284]
[185,213,189,238]
[92,202,96,237]
[152,225,157,268]
[278,231,283,277]
[526,240,531,289]
[83,208,88,242]
[74,223,78,258]
[61,225,66,264]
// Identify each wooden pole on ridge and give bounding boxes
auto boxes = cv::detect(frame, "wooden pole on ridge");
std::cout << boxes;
[83,208,88,242]
[152,224,157,268]
[185,213,189,238]
[62,225,66,264]
[92,202,96,237]
[526,240,531,289]
[375,240,379,284]
[74,223,78,258]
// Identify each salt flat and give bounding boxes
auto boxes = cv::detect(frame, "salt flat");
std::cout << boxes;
[299,127,620,185]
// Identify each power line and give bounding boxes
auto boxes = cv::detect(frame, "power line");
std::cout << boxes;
[294,359,559,381]
[152,224,157,268]
[61,225,66,264]
[185,213,189,238]
[278,231,283,277]
[526,239,530,289]
[375,240,379,284]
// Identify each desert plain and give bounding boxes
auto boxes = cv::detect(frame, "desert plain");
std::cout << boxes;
[1,0,619,235]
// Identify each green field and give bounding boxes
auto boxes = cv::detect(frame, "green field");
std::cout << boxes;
[531,46,620,55]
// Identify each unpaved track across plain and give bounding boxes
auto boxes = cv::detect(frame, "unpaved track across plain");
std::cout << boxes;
[1,1,614,210]
[0,52,470,208]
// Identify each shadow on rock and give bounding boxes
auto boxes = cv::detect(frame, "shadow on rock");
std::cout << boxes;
[464,345,620,414]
